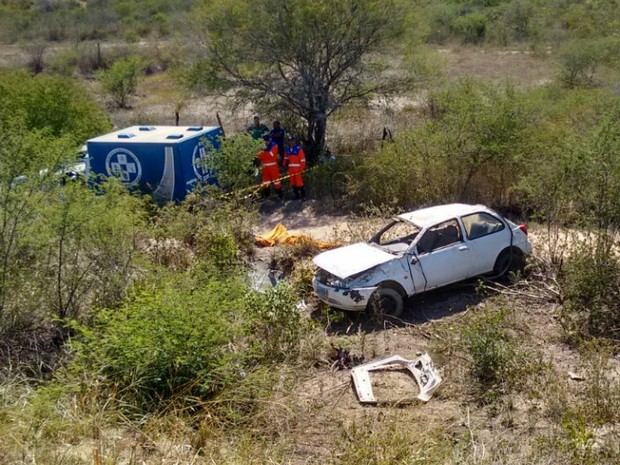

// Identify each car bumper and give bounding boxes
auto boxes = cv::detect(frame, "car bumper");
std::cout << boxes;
[312,277,377,312]
[515,238,533,255]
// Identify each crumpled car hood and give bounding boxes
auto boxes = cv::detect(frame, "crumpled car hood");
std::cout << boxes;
[312,242,395,279]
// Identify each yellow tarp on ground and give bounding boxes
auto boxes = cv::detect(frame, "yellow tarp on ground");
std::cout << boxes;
[255,223,337,249]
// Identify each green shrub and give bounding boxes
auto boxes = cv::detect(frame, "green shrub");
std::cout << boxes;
[561,413,595,465]
[76,42,106,76]
[70,277,310,414]
[97,55,144,108]
[202,134,262,193]
[304,155,356,205]
[454,11,487,44]
[152,195,257,271]
[0,179,145,333]
[422,2,458,44]
[0,99,134,333]
[243,284,306,364]
[289,258,317,299]
[352,79,532,208]
[0,69,111,145]
[558,38,620,88]
[71,273,246,411]
[577,340,620,424]
[22,40,47,74]
[502,0,535,42]
[561,238,620,342]
[518,92,620,233]
[0,71,133,340]
[460,306,532,398]
[48,47,80,77]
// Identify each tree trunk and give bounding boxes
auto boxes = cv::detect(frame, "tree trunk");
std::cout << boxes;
[305,111,327,164]
[314,112,327,153]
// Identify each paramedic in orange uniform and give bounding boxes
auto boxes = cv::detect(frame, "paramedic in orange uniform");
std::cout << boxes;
[283,135,306,200]
[257,134,283,199]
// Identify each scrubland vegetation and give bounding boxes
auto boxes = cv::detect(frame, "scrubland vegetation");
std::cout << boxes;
[1,0,620,464]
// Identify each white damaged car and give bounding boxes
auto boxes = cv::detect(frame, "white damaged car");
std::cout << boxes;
[312,203,532,317]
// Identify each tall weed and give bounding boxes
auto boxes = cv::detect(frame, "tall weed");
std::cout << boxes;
[460,306,542,400]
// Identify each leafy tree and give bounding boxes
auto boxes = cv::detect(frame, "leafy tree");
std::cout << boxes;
[0,71,131,334]
[558,38,620,88]
[0,70,111,146]
[187,0,407,157]
[97,55,144,109]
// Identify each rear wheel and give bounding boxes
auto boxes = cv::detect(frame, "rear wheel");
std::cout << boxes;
[369,286,404,318]
[493,248,525,282]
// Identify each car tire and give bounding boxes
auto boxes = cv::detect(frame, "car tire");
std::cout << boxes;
[369,286,404,318]
[493,248,525,282]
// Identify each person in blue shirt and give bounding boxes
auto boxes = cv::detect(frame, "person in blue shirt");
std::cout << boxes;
[269,120,286,164]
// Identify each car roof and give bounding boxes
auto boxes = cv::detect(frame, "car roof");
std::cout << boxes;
[398,203,491,228]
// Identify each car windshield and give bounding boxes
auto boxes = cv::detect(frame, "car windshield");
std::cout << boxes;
[369,219,421,255]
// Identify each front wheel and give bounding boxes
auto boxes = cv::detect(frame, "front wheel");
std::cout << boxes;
[368,287,404,318]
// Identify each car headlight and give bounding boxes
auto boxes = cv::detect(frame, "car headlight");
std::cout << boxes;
[316,269,349,288]
[326,276,348,288]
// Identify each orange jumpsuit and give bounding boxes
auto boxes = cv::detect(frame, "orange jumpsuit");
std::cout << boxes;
[258,143,282,191]
[283,145,306,187]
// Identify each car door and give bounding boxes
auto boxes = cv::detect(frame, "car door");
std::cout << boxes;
[459,212,511,276]
[410,219,472,291]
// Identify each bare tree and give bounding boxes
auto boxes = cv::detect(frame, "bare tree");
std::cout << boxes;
[23,41,47,74]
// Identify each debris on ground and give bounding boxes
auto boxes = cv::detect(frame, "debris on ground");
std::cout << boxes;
[328,345,354,371]
[248,260,284,291]
[255,223,338,249]
[350,353,442,404]
[568,371,585,381]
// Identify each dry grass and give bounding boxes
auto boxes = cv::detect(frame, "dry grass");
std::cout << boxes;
[1,280,619,464]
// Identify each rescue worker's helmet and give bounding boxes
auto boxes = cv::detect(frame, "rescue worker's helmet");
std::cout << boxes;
[287,135,295,141]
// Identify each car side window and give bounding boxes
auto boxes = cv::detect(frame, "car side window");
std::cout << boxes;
[461,212,505,240]
[416,219,462,254]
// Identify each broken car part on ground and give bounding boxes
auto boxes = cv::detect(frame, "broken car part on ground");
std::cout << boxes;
[351,353,442,404]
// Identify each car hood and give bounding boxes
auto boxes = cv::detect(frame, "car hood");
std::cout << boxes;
[312,242,395,279]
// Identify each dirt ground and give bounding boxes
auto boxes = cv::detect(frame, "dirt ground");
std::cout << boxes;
[0,41,554,131]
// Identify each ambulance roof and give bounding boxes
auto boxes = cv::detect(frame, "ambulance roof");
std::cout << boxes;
[88,126,220,144]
